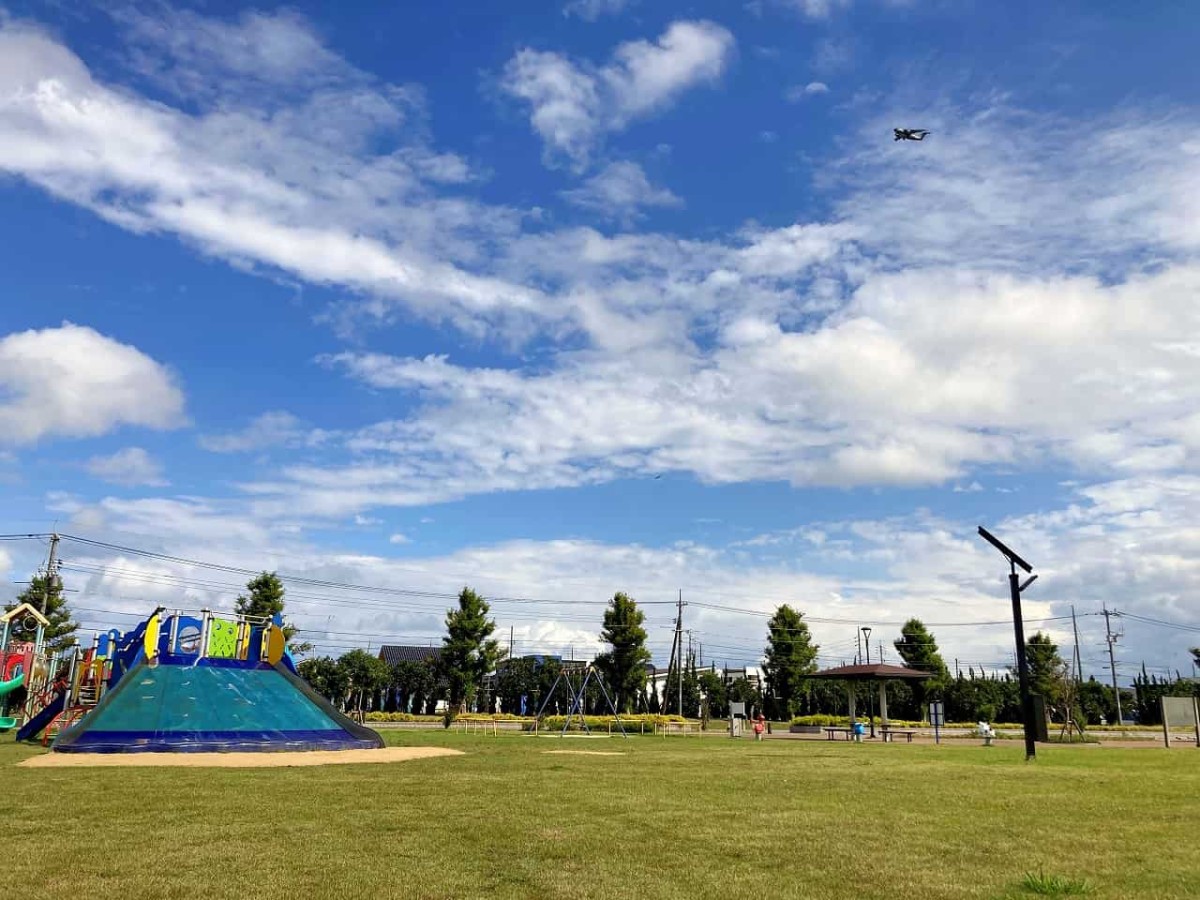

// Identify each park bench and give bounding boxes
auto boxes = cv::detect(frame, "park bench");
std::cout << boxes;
[881,729,917,743]
[824,727,854,741]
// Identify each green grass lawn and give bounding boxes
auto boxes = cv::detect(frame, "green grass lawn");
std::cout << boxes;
[2,732,1196,900]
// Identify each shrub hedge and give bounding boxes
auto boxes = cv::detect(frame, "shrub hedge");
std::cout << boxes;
[363,712,444,722]
[529,714,688,732]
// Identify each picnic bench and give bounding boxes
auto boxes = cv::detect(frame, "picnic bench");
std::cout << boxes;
[881,728,917,743]
[824,727,855,740]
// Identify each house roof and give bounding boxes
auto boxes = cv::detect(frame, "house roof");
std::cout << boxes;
[378,645,441,666]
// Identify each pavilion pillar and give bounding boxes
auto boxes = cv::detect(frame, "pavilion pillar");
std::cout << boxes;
[847,686,856,724]
[878,681,889,729]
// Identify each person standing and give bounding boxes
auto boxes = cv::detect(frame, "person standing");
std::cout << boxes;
[753,713,766,742]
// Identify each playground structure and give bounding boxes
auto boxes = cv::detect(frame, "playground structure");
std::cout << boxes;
[0,603,54,733]
[3,605,382,753]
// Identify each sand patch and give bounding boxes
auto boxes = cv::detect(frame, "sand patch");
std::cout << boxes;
[18,746,463,769]
[543,750,625,756]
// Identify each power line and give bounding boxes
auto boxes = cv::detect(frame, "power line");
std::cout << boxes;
[1117,611,1200,634]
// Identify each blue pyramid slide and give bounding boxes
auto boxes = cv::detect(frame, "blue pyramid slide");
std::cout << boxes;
[52,660,383,753]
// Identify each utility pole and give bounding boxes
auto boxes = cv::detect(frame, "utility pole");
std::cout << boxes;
[509,625,514,660]
[1103,605,1122,725]
[41,532,61,613]
[676,590,685,716]
[856,629,862,665]
[878,641,884,665]
[1070,605,1083,684]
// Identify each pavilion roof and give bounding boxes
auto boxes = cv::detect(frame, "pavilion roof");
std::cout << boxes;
[808,663,933,681]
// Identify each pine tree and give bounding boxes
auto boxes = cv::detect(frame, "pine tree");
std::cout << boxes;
[440,587,504,718]
[893,618,950,716]
[4,573,77,652]
[1024,632,1068,708]
[595,592,652,713]
[699,670,727,718]
[234,572,311,652]
[646,682,660,714]
[235,572,287,625]
[761,605,819,720]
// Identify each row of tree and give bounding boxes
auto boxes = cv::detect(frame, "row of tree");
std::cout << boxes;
[7,562,1198,727]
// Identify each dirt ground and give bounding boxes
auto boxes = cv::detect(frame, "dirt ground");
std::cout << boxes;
[17,746,463,769]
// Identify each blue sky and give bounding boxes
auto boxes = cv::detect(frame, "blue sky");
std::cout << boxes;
[1,1,1198,678]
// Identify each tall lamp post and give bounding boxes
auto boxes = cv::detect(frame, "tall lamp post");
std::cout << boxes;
[862,626,874,737]
[978,526,1039,760]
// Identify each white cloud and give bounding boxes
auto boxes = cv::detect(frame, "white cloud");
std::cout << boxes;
[0,323,185,445]
[778,0,853,19]
[389,533,411,545]
[305,256,1187,501]
[84,447,169,487]
[560,161,682,221]
[199,411,310,453]
[836,106,1200,269]
[563,0,636,21]
[354,514,382,526]
[114,7,344,104]
[0,18,536,335]
[953,481,984,493]
[785,81,829,101]
[500,20,735,168]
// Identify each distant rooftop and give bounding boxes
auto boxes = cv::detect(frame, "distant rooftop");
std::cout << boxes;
[378,645,441,666]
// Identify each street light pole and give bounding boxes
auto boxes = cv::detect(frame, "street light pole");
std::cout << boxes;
[862,626,874,737]
[978,526,1039,761]
[1007,565,1036,760]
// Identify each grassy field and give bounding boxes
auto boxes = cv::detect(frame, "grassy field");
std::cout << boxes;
[2,732,1197,900]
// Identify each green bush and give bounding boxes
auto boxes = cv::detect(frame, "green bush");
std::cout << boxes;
[529,714,688,732]
[365,711,548,723]
[363,712,443,722]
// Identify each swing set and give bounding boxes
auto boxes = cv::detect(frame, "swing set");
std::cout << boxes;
[533,664,628,738]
